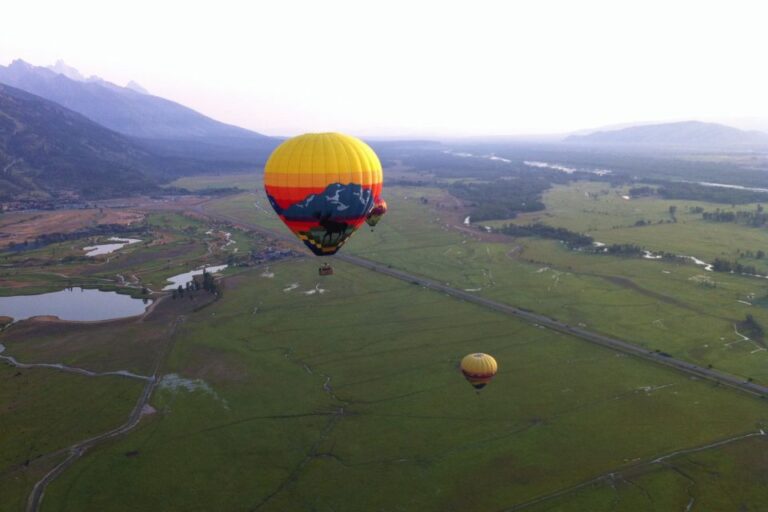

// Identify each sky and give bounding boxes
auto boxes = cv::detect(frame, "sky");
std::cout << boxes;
[2,0,768,137]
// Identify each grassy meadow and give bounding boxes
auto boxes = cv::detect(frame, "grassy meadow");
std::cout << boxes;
[39,259,768,511]
[203,183,768,384]
[3,174,768,510]
[0,366,143,511]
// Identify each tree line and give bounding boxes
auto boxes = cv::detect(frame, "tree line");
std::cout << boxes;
[496,223,593,248]
[449,179,548,222]
[701,205,768,227]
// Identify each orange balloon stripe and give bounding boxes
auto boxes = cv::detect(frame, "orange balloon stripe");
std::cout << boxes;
[265,171,382,189]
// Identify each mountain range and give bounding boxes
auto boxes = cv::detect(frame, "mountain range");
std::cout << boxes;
[0,60,286,200]
[0,60,272,143]
[0,83,161,200]
[565,121,768,148]
[3,58,768,203]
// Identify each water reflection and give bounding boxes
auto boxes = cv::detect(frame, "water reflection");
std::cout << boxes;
[0,287,151,322]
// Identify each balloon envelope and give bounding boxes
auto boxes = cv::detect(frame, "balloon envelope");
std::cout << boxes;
[460,353,498,389]
[264,133,383,256]
[365,198,388,227]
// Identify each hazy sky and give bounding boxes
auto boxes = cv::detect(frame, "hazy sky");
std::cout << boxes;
[2,0,768,137]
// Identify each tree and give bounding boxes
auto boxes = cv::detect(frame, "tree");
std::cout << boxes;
[668,205,677,222]
[712,258,733,272]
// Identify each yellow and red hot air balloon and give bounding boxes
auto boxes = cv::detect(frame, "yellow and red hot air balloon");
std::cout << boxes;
[365,198,388,230]
[264,133,383,258]
[460,353,498,390]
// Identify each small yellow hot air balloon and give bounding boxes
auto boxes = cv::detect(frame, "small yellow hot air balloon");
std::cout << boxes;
[460,353,498,390]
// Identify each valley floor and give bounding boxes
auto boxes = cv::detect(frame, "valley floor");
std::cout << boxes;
[2,177,768,511]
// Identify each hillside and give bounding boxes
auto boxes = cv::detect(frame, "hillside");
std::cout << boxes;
[0,83,162,200]
[0,60,271,142]
[565,121,768,148]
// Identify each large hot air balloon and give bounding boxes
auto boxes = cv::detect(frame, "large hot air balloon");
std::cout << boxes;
[264,133,383,261]
[365,198,388,230]
[460,353,498,390]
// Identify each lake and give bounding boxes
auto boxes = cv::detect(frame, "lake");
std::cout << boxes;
[0,287,151,322]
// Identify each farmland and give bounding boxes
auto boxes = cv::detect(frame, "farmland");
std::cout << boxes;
[2,174,768,510]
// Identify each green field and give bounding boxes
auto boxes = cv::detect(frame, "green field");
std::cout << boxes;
[524,434,768,511]
[3,174,768,510]
[169,172,262,192]
[0,211,259,297]
[37,260,768,511]
[204,184,768,384]
[0,366,143,511]
[520,182,768,273]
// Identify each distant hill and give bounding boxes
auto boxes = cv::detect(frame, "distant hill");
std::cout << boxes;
[0,83,164,200]
[0,59,271,142]
[564,121,768,148]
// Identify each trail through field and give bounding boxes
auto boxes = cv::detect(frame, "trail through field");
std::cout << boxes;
[591,273,724,319]
[26,374,158,512]
[0,343,151,381]
[726,324,766,354]
[2,158,20,174]
[501,430,767,511]
[26,314,188,512]
[249,348,348,510]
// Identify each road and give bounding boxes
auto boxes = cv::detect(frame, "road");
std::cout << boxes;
[26,375,158,512]
[26,314,186,512]
[337,253,768,397]
[204,206,768,399]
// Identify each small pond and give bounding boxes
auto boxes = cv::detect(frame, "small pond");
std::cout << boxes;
[163,264,228,291]
[83,237,142,256]
[0,287,151,322]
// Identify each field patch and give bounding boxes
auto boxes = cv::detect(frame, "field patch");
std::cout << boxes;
[39,260,768,511]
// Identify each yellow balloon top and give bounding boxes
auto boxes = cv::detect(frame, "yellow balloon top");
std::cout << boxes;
[460,353,498,376]
[264,132,382,190]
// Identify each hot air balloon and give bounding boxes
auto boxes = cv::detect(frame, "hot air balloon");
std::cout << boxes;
[365,198,388,230]
[460,353,498,390]
[264,133,383,274]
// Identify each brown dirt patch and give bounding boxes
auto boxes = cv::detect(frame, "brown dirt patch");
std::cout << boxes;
[0,280,34,289]
[95,195,209,212]
[0,209,144,246]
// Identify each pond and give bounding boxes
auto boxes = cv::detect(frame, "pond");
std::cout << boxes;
[83,237,142,256]
[0,287,151,322]
[163,264,228,291]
